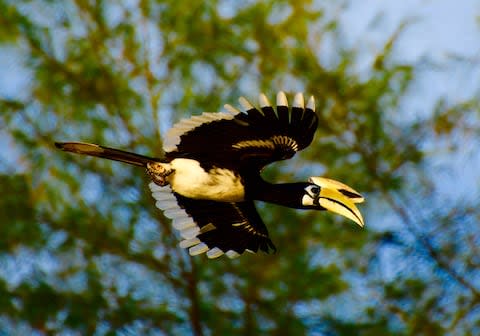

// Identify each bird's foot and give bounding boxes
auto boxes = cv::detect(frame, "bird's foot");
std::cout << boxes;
[146,162,174,187]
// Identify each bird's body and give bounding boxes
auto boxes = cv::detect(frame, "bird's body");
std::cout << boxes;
[166,158,245,202]
[56,92,365,259]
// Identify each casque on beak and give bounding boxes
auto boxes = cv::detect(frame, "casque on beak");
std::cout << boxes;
[309,177,365,227]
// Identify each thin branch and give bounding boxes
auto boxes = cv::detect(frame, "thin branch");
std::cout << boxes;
[185,259,204,336]
[384,191,480,299]
[243,281,255,336]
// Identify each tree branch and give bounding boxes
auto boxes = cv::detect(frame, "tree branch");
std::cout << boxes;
[384,191,480,299]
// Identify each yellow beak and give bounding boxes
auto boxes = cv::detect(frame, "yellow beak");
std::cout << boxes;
[309,177,365,227]
[309,177,364,203]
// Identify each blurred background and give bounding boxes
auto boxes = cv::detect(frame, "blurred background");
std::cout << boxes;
[0,0,479,335]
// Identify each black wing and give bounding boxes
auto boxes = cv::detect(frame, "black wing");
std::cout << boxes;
[164,92,318,172]
[150,183,276,258]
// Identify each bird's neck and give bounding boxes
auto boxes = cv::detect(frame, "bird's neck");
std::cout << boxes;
[246,177,308,209]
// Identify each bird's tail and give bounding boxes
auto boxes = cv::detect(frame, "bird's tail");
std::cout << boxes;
[54,142,161,167]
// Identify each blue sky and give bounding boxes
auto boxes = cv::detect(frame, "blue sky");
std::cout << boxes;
[341,0,480,206]
[343,0,479,105]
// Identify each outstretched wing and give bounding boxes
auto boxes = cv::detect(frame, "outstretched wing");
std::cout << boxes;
[164,92,318,172]
[150,183,276,258]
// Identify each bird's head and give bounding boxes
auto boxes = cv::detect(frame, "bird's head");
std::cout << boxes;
[302,177,365,227]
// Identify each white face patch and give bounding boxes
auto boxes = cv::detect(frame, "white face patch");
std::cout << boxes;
[304,185,320,198]
[302,184,320,207]
[302,194,314,206]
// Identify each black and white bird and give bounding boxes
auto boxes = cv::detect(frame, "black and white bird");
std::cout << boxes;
[56,92,364,259]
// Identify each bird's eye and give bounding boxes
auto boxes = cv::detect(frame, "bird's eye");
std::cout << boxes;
[305,185,320,197]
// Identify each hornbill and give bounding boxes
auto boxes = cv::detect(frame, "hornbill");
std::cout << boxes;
[56,92,365,259]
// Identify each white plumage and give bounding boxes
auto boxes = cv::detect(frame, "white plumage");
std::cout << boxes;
[149,182,242,259]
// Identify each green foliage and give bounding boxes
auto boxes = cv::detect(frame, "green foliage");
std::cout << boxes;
[0,0,479,335]
[0,175,40,250]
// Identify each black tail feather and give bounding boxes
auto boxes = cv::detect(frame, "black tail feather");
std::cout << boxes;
[54,142,160,167]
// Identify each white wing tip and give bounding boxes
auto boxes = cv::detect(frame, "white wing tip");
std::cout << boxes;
[180,226,200,239]
[172,217,196,230]
[149,181,164,192]
[179,238,201,249]
[226,250,241,258]
[258,93,271,107]
[189,242,209,256]
[276,91,288,107]
[224,103,241,114]
[307,95,315,111]
[293,92,304,108]
[207,247,224,259]
[238,96,254,111]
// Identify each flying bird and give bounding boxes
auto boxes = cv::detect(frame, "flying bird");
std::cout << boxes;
[55,92,364,259]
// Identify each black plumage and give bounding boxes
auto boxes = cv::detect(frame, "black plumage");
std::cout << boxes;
[167,96,317,172]
[174,195,275,255]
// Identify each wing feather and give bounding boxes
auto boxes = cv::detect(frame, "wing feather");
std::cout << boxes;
[164,92,318,172]
[149,183,276,258]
